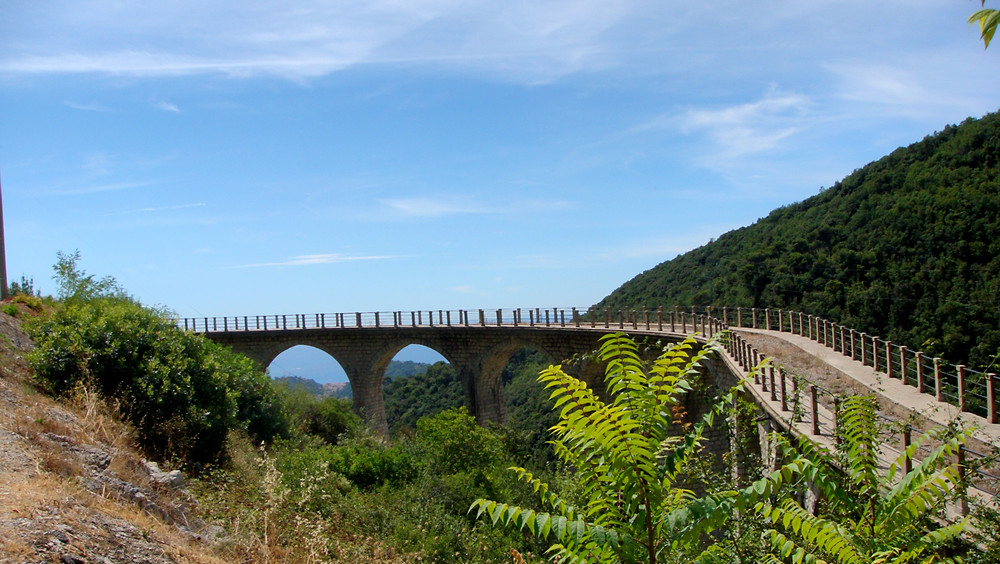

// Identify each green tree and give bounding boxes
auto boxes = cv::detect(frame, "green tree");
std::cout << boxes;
[471,333,735,563]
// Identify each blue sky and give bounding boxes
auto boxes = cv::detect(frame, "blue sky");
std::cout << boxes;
[2,2,1000,379]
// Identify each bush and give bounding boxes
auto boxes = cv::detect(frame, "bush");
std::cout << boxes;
[27,296,287,464]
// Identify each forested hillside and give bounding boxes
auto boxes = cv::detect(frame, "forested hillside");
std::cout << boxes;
[597,111,1000,368]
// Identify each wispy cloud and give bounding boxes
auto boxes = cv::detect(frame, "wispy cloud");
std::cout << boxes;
[54,180,158,196]
[379,196,577,218]
[103,202,205,216]
[380,197,489,218]
[237,253,397,268]
[64,100,112,112]
[155,101,181,113]
[674,92,811,159]
[0,0,637,82]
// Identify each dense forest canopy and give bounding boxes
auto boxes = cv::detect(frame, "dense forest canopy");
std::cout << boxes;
[597,111,1000,368]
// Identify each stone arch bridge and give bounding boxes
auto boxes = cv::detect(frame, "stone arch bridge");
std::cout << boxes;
[186,307,723,435]
[185,305,1000,508]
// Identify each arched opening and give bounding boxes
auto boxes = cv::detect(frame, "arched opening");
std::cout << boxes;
[500,347,561,465]
[268,345,350,398]
[267,345,358,445]
[381,344,462,434]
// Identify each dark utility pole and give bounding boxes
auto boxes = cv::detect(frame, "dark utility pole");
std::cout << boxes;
[0,167,7,300]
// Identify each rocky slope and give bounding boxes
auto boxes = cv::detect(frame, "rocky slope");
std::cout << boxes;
[0,305,225,564]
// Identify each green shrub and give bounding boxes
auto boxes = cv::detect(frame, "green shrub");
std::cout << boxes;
[27,296,287,464]
[1,304,17,317]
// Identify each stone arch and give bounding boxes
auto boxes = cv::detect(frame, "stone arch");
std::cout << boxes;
[367,340,456,384]
[469,336,569,424]
[264,343,349,382]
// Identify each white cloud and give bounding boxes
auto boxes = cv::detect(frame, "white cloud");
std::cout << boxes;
[103,202,205,216]
[381,197,488,218]
[0,0,636,81]
[674,92,811,159]
[237,253,396,268]
[155,101,181,113]
[64,100,112,112]
[54,180,157,196]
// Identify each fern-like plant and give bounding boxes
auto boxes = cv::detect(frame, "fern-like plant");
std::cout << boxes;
[470,332,735,563]
[753,395,970,564]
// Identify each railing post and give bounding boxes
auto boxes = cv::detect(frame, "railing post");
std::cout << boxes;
[872,338,879,372]
[810,386,820,435]
[989,373,998,424]
[752,308,758,329]
[263,316,268,330]
[184,318,189,331]
[657,306,663,331]
[753,350,760,383]
[839,325,846,354]
[957,446,968,516]
[671,308,676,332]
[777,309,783,331]
[807,315,813,340]
[934,358,943,402]
[957,365,967,412]
[915,352,924,392]
[643,307,649,330]
[589,307,596,328]
[723,306,728,326]
[737,307,742,328]
[682,311,687,333]
[497,309,502,327]
[833,397,841,444]
[798,312,804,336]
[885,341,893,379]
[479,309,485,326]
[903,426,912,474]
[860,333,867,365]
[355,312,362,328]
[546,309,551,327]
[573,307,580,327]
[769,364,777,402]
[765,308,770,330]
[899,347,907,385]
[605,308,611,329]
[780,368,788,411]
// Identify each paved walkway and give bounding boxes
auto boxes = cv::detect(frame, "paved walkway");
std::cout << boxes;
[733,328,1000,449]
[721,328,998,507]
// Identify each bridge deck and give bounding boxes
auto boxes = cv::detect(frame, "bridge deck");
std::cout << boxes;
[729,327,998,509]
